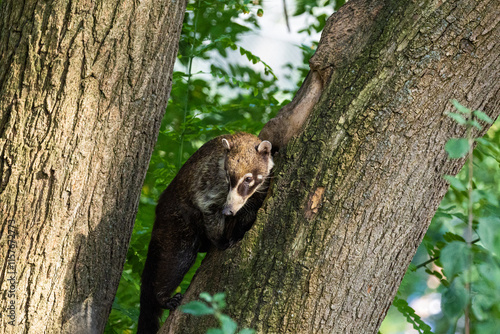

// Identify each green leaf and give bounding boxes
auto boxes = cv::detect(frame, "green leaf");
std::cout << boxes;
[111,299,140,322]
[451,99,471,114]
[477,216,500,257]
[444,138,469,158]
[443,175,467,192]
[440,241,469,279]
[443,232,466,243]
[199,292,213,303]
[213,292,226,302]
[442,280,468,318]
[213,292,227,310]
[207,329,224,334]
[392,297,433,334]
[468,119,483,130]
[218,314,238,334]
[425,268,444,280]
[478,262,500,290]
[473,110,493,124]
[446,112,467,125]
[471,295,489,321]
[210,296,226,310]
[180,301,214,316]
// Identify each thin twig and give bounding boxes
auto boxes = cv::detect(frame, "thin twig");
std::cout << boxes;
[179,0,202,169]
[415,238,480,270]
[282,0,291,32]
[465,119,474,334]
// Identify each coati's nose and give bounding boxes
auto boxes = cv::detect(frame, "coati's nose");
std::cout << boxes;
[222,207,234,216]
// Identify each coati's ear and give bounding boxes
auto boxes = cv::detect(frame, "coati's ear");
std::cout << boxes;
[222,138,231,151]
[257,140,272,155]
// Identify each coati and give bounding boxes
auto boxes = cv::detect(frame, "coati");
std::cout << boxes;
[138,132,273,334]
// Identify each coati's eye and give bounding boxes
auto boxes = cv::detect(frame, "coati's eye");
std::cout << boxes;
[241,173,254,186]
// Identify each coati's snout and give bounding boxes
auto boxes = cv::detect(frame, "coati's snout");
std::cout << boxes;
[221,137,274,216]
[222,180,250,215]
[222,205,236,216]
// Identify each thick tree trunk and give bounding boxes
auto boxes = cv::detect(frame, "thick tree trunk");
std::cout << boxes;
[163,0,499,333]
[0,0,186,333]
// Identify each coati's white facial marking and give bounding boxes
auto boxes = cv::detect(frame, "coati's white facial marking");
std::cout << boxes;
[267,158,274,174]
[222,173,253,216]
[221,137,273,216]
[244,173,254,187]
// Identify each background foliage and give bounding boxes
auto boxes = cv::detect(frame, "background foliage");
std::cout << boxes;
[105,1,499,333]
[381,107,500,334]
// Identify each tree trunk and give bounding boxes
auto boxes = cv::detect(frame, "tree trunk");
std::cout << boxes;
[0,0,186,333]
[163,0,499,333]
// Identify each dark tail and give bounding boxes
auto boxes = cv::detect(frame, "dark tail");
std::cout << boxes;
[137,277,163,334]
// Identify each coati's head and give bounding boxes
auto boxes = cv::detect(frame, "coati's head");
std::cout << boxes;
[221,133,274,216]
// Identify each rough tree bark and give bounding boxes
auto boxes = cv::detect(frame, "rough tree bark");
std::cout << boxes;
[163,0,499,333]
[0,0,186,333]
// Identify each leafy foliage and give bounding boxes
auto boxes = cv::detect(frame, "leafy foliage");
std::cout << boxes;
[181,293,255,334]
[393,297,434,334]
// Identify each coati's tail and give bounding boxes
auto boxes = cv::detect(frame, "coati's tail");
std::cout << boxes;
[137,284,163,334]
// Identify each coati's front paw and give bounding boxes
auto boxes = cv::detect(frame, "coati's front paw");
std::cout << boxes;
[161,293,183,310]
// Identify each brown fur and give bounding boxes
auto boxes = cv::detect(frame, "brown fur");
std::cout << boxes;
[138,133,273,334]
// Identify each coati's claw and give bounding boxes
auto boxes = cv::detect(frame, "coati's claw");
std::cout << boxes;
[163,293,183,310]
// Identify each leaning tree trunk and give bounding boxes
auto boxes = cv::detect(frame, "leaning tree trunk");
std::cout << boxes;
[163,0,499,333]
[0,0,186,333]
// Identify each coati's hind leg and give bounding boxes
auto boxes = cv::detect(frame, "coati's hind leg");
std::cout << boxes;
[138,223,200,334]
[149,231,200,310]
[155,247,199,309]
